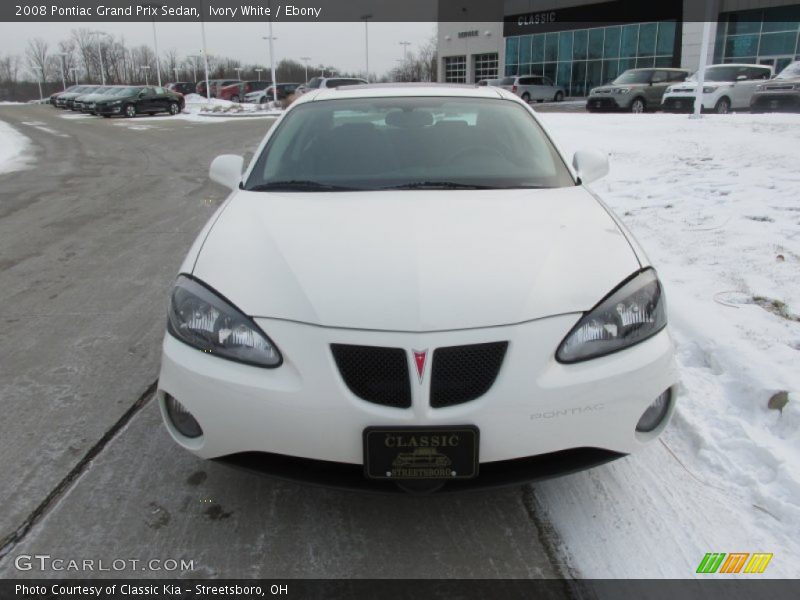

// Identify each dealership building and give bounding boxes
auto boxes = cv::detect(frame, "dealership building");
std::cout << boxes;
[437,0,800,95]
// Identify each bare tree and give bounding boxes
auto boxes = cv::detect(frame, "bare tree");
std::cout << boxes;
[72,28,96,82]
[25,38,49,82]
[0,54,22,99]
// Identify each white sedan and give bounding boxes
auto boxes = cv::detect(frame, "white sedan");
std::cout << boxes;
[158,84,678,493]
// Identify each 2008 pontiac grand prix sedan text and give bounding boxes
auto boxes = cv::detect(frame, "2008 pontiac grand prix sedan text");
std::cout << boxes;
[156,84,678,493]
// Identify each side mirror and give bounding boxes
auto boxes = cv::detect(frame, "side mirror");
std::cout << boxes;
[573,149,609,185]
[209,154,244,190]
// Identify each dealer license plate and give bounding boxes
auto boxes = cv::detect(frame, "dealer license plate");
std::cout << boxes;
[363,426,479,480]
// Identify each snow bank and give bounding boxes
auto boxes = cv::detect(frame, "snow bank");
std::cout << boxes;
[0,119,34,174]
[180,93,282,121]
[534,112,800,578]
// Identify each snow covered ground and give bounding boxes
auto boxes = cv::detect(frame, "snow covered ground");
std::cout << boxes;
[533,112,800,579]
[0,119,33,174]
[180,93,282,120]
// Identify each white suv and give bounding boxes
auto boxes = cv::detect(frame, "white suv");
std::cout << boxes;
[661,64,773,113]
[295,76,368,96]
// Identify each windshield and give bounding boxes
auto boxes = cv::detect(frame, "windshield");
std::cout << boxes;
[612,70,652,84]
[777,62,800,79]
[306,77,322,89]
[245,96,574,191]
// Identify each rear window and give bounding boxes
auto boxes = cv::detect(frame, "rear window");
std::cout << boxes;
[245,96,573,191]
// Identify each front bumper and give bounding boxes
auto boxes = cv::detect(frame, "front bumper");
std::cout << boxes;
[750,92,800,112]
[95,104,123,115]
[158,313,678,487]
[586,95,627,110]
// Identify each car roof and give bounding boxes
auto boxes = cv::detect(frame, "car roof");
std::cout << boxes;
[708,63,771,68]
[303,83,507,103]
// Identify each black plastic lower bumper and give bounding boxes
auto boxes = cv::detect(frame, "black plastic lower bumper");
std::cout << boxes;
[750,94,800,112]
[215,447,625,494]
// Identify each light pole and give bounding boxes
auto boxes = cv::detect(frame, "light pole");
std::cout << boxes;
[300,56,310,83]
[234,67,242,79]
[89,31,112,85]
[54,52,68,90]
[399,41,410,62]
[140,2,162,86]
[69,67,80,84]
[255,68,263,81]
[360,14,372,81]
[319,64,325,77]
[262,31,278,102]
[141,65,151,86]
[31,66,43,101]
[173,66,179,82]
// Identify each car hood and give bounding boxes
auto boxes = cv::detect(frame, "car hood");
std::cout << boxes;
[192,187,641,331]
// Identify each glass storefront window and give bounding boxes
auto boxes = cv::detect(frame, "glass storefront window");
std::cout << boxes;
[559,31,574,62]
[725,35,760,58]
[545,33,559,62]
[638,23,657,56]
[762,5,800,33]
[604,26,621,58]
[589,29,604,59]
[621,24,639,58]
[444,56,466,83]
[727,10,762,35]
[657,21,676,55]
[759,32,798,55]
[531,34,545,63]
[573,29,588,60]
[504,20,679,96]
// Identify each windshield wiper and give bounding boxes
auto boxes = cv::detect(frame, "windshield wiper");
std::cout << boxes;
[247,180,360,192]
[380,181,496,190]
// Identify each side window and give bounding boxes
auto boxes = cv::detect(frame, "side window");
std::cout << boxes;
[748,67,770,80]
[650,71,667,83]
[519,77,534,85]
[154,87,166,95]
[542,76,554,86]
[669,71,688,81]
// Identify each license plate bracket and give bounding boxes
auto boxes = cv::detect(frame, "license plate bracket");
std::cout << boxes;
[363,426,479,480]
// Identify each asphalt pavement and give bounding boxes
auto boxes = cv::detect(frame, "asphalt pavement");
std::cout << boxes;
[0,106,566,579]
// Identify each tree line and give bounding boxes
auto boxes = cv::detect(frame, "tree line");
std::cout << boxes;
[0,29,438,101]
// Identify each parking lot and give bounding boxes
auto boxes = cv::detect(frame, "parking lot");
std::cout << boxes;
[0,105,567,579]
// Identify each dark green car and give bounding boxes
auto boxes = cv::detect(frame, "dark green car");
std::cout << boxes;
[94,86,185,118]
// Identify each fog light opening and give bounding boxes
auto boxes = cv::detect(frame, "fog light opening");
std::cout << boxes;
[636,389,672,433]
[164,394,203,439]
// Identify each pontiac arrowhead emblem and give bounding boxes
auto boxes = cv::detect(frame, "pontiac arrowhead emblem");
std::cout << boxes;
[412,350,428,383]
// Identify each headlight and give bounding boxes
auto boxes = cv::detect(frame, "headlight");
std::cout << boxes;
[167,275,282,368]
[108,100,122,105]
[556,269,667,363]
[612,87,630,94]
[702,86,716,94]
[755,84,765,92]
[665,86,674,93]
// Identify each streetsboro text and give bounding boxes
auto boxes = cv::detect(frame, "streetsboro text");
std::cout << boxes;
[45,5,201,17]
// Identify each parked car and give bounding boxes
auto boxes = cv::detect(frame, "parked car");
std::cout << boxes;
[58,85,103,110]
[166,81,195,95]
[73,86,118,113]
[208,79,240,98]
[157,84,677,494]
[94,86,185,118]
[218,80,269,103]
[245,83,300,103]
[296,76,368,95]
[750,61,800,113]
[50,85,81,106]
[587,68,690,113]
[491,75,565,103]
[661,64,773,114]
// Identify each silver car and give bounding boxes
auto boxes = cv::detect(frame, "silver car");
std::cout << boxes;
[483,75,565,103]
[295,77,368,96]
[587,68,690,113]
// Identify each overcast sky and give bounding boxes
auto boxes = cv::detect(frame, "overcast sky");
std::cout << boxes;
[0,21,436,78]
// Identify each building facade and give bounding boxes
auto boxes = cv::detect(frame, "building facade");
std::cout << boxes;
[438,0,800,94]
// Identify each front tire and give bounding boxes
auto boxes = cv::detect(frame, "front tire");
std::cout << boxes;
[715,97,731,114]
[124,104,136,118]
[521,92,531,103]
[231,95,240,103]
[554,91,564,102]
[630,97,646,113]
[259,96,267,104]
[168,102,180,115]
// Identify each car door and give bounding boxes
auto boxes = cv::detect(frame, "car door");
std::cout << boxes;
[136,87,157,112]
[733,67,771,108]
[647,71,669,105]
[152,87,169,112]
